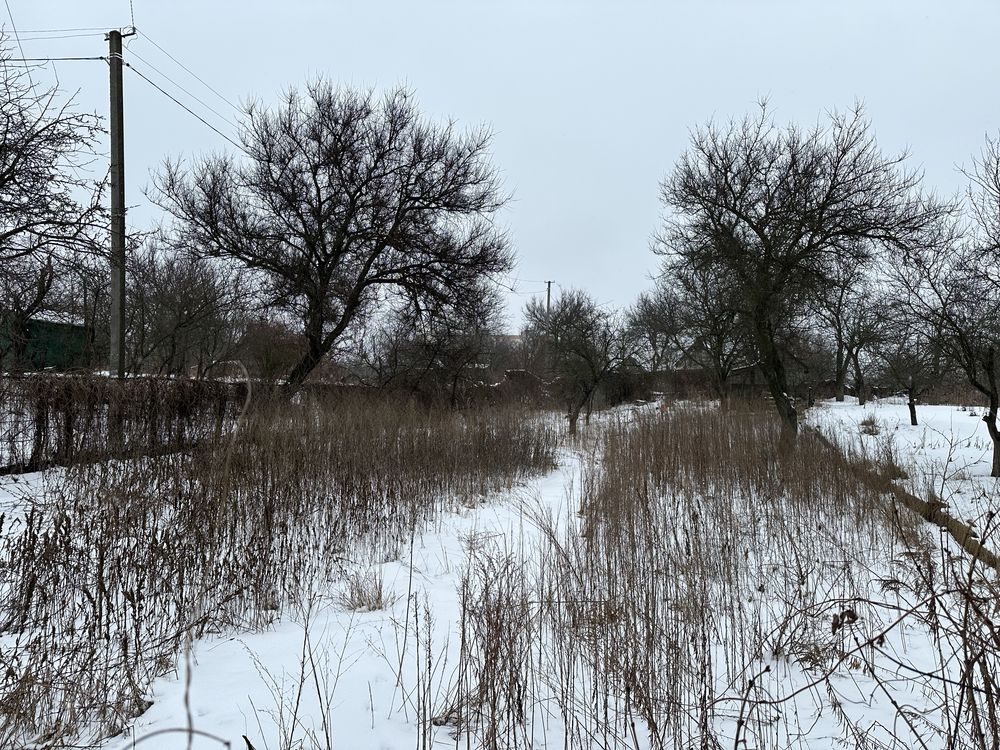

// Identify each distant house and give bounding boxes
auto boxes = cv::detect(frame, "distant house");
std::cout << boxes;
[0,316,90,371]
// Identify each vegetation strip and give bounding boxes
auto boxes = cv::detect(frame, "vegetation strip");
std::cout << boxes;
[808,426,1000,575]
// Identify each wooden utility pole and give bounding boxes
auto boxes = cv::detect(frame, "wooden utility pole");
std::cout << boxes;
[107,29,126,377]
[545,280,554,316]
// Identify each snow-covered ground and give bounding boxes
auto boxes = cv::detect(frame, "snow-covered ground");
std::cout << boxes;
[2,400,997,749]
[808,397,999,530]
[107,451,585,750]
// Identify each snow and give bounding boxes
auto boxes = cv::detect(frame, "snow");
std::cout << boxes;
[807,397,997,528]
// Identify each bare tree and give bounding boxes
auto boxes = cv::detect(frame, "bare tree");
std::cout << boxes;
[525,289,635,434]
[813,266,888,405]
[152,82,513,386]
[645,265,754,400]
[876,307,945,426]
[0,43,104,369]
[967,134,1000,255]
[355,286,504,406]
[896,136,1000,474]
[125,239,249,376]
[629,288,677,374]
[814,259,866,401]
[896,227,1000,471]
[659,103,947,436]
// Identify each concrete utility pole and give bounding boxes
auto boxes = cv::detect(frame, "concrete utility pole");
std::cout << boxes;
[107,29,126,378]
[545,280,554,317]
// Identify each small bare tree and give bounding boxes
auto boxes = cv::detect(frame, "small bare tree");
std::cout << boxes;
[876,307,945,426]
[815,270,889,406]
[525,289,635,434]
[126,240,249,376]
[643,265,754,400]
[355,287,504,407]
[629,288,678,374]
[659,103,947,436]
[812,259,879,402]
[152,82,513,386]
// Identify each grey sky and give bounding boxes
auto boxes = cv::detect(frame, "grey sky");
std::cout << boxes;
[8,0,1000,329]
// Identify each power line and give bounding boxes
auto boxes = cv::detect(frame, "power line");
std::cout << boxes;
[18,26,110,33]
[138,30,240,112]
[125,46,239,131]
[488,274,549,295]
[3,0,33,90]
[17,31,108,41]
[124,61,248,155]
[4,56,106,62]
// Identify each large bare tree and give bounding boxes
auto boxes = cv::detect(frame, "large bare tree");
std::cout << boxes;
[152,81,513,386]
[896,225,1000,473]
[659,103,947,436]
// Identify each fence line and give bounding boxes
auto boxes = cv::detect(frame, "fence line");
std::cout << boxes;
[0,375,251,474]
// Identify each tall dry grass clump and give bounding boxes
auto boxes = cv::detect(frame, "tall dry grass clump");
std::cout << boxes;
[0,390,557,747]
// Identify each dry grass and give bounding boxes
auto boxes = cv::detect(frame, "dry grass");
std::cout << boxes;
[0,389,557,747]
[5,393,998,749]
[336,569,398,612]
[859,412,882,435]
[447,405,1000,749]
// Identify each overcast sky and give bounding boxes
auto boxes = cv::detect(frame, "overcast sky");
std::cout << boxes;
[7,1,1000,329]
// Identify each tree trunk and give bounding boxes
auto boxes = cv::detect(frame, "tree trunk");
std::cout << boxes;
[907,379,918,426]
[285,336,327,387]
[852,354,867,407]
[752,315,797,438]
[568,390,591,435]
[985,409,1000,478]
[285,303,344,387]
[834,345,847,402]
